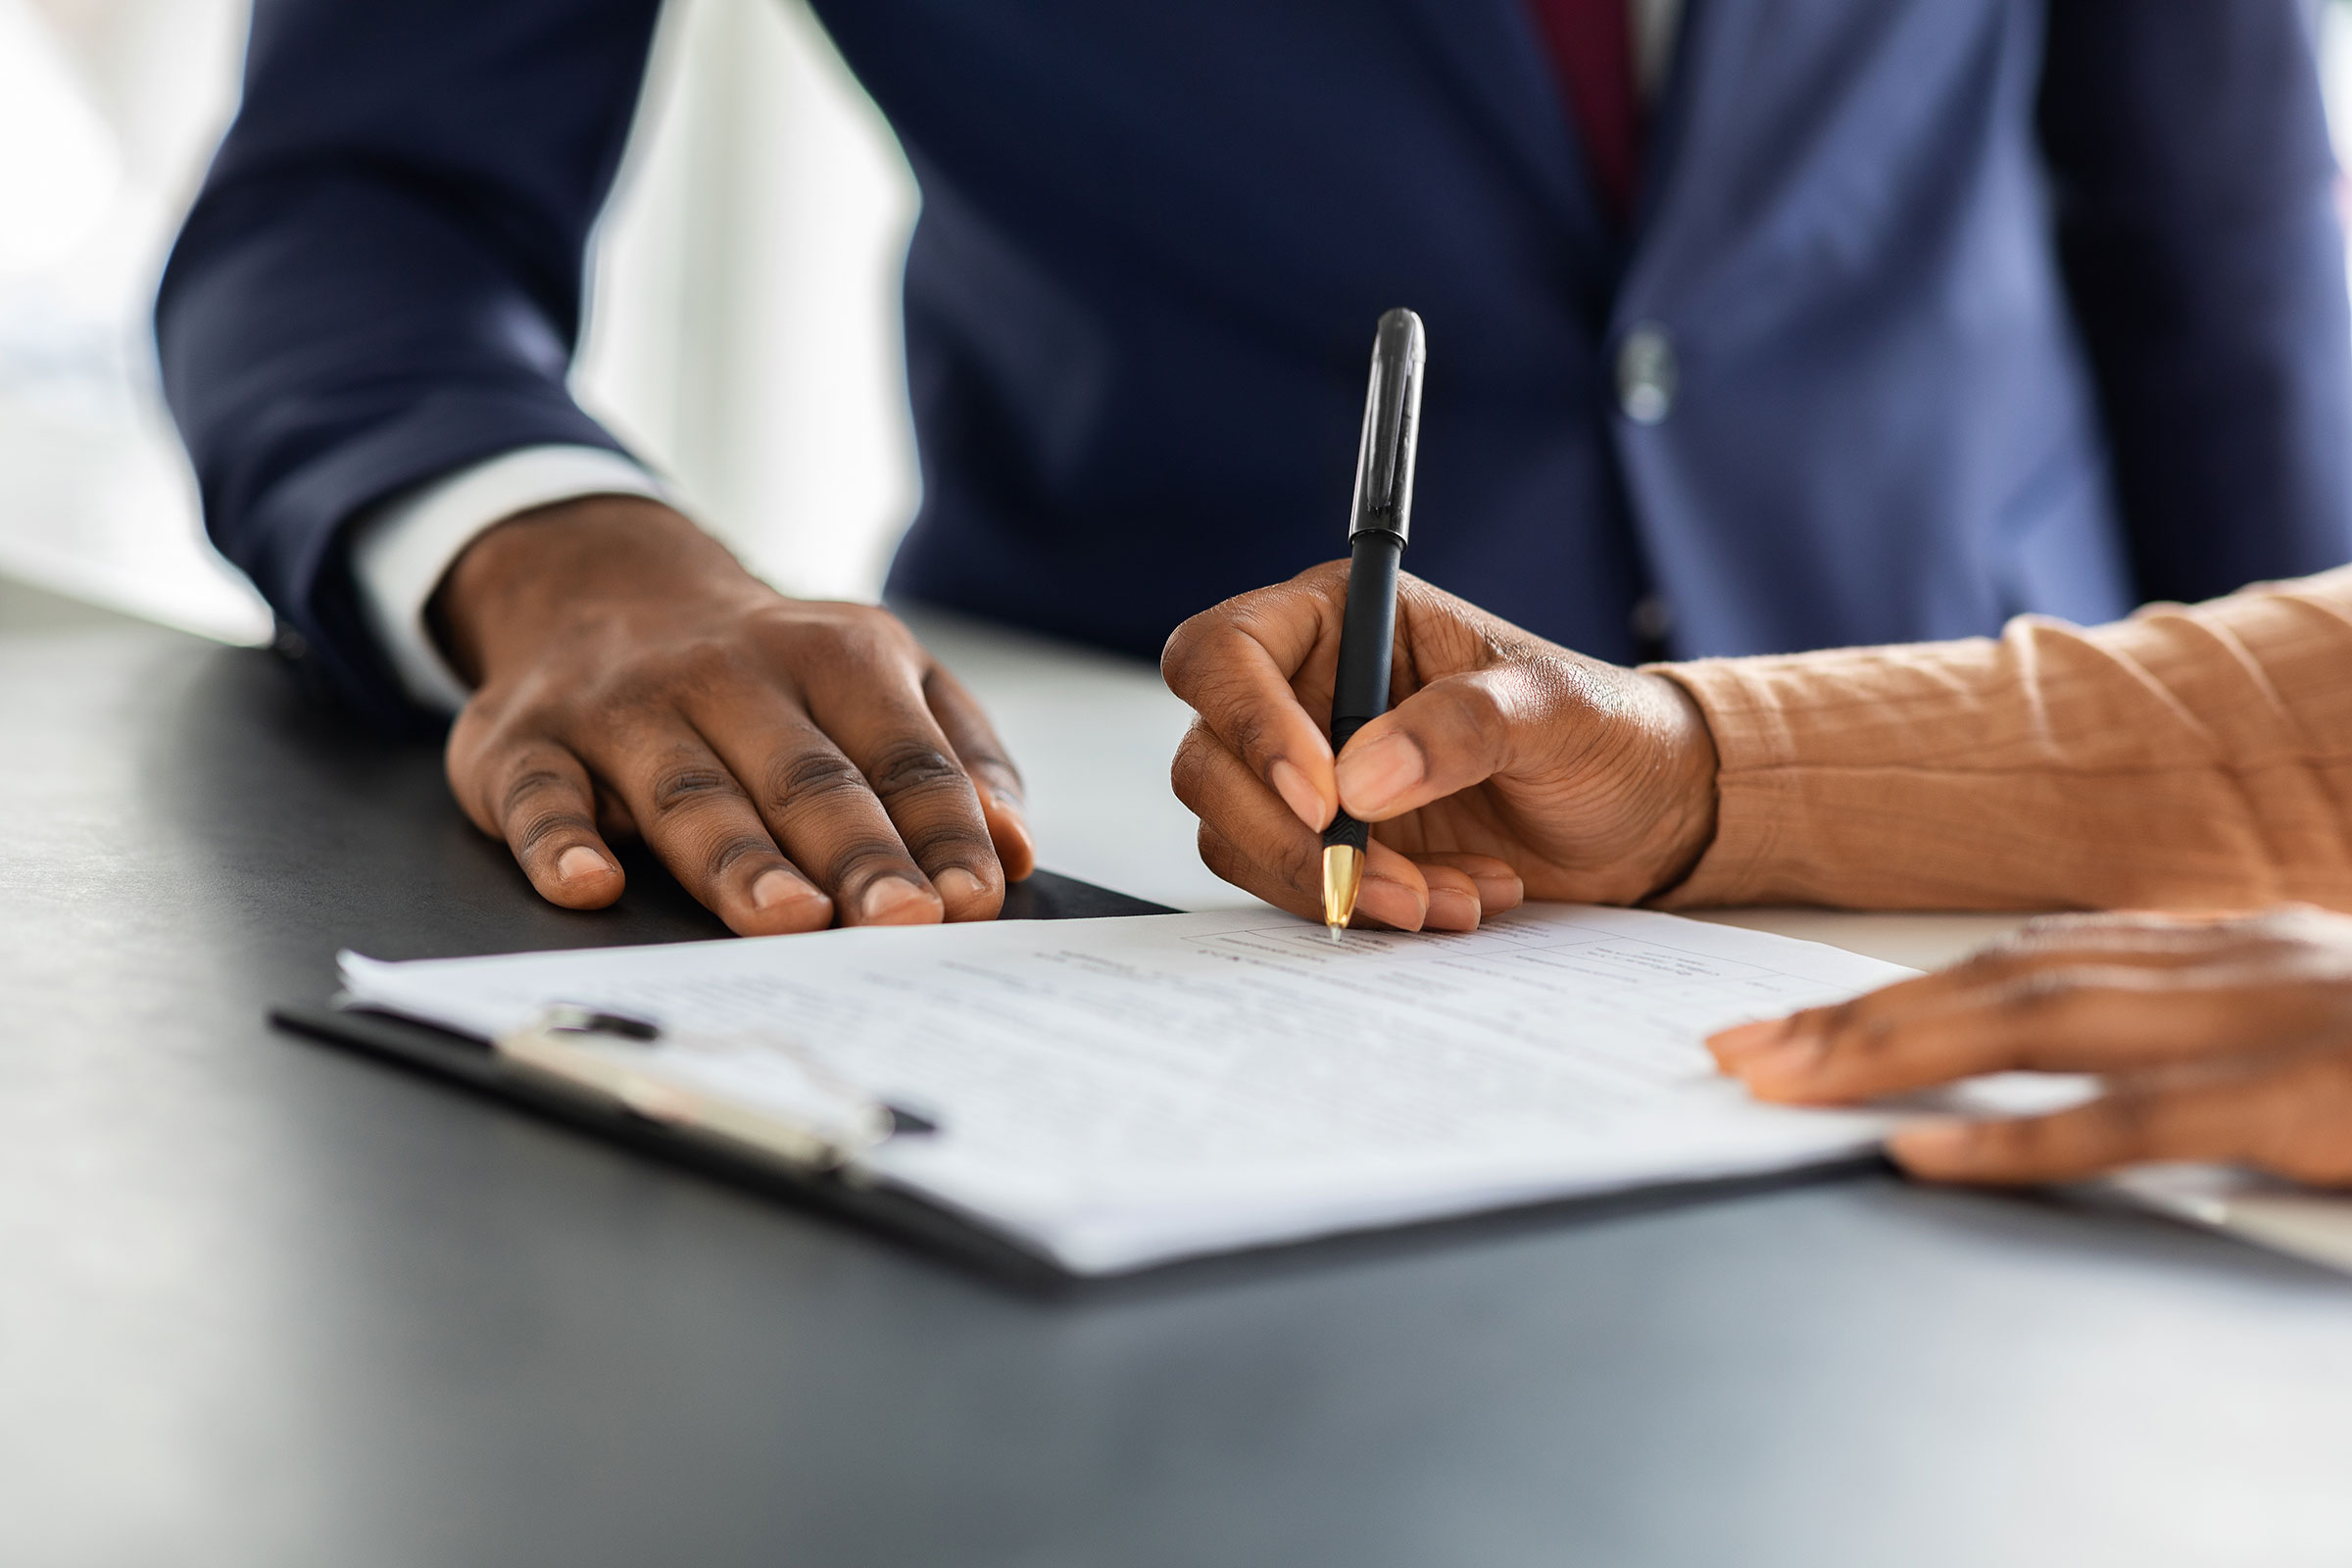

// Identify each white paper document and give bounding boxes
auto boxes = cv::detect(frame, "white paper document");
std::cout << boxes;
[340,905,1918,1274]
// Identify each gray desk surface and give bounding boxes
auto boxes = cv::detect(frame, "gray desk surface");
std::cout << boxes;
[6,600,2352,1568]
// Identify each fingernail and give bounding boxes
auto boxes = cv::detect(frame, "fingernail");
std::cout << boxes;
[1425,885,1481,932]
[1337,733,1424,816]
[860,876,935,924]
[935,867,988,906]
[1888,1120,1975,1165]
[556,846,611,883]
[1268,759,1328,829]
[988,792,1038,870]
[750,868,814,912]
[1468,870,1525,912]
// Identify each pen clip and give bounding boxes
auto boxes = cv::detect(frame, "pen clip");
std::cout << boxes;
[1349,308,1426,542]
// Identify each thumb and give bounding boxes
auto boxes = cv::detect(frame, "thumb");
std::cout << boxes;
[1334,667,1526,821]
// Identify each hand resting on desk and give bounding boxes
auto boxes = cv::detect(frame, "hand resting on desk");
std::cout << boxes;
[431,496,1036,936]
[1712,907,2352,1187]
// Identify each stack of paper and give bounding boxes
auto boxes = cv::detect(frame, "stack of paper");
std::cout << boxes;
[340,906,1918,1275]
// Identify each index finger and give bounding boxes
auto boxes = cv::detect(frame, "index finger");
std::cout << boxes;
[923,662,1037,883]
[1729,963,2347,1105]
[1161,566,1346,832]
[1707,913,2267,1068]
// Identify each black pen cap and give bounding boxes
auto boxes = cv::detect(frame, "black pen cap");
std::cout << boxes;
[1348,308,1426,546]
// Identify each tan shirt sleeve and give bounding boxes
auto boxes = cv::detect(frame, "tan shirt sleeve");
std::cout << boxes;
[1648,566,2352,913]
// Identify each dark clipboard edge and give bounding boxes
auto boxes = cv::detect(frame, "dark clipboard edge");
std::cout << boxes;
[270,1003,1079,1294]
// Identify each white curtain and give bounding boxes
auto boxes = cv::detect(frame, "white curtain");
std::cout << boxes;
[0,0,920,640]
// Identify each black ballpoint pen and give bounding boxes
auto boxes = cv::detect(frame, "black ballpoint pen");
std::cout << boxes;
[1322,308,1426,940]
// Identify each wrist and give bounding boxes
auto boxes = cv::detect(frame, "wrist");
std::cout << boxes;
[429,496,757,686]
[1636,669,1721,900]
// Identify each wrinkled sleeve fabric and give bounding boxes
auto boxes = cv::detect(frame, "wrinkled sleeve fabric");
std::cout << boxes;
[2038,0,2352,603]
[155,0,663,729]
[1653,567,2352,913]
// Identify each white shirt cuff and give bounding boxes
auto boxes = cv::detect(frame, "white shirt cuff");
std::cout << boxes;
[348,445,670,712]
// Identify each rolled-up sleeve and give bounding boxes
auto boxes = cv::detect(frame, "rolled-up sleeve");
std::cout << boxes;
[1650,568,2352,912]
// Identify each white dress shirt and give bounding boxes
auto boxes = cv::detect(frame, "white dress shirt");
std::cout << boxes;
[347,446,670,710]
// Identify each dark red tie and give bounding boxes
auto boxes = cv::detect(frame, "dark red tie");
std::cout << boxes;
[1526,0,1642,224]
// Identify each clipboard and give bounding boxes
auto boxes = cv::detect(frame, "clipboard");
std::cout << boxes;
[270,869,1175,1292]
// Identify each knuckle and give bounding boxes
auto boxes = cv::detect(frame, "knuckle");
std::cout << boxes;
[648,757,740,819]
[1160,615,1208,685]
[1197,823,1239,877]
[443,705,495,771]
[706,832,780,880]
[1168,726,1217,809]
[496,766,568,817]
[581,672,670,733]
[446,700,541,785]
[821,835,920,889]
[817,608,914,670]
[1783,1004,1838,1041]
[772,747,870,810]
[937,724,1016,790]
[1197,817,1313,894]
[662,637,741,691]
[1450,671,1514,730]
[961,740,1018,787]
[906,820,998,870]
[1809,999,1866,1044]
[1199,821,1311,896]
[499,763,580,824]
[966,755,1023,800]
[1217,702,1277,766]
[1842,1015,1901,1063]
[864,738,970,802]
[513,807,597,860]
[1268,821,1319,891]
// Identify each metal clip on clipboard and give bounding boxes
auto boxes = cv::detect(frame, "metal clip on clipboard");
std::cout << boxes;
[493,1004,904,1174]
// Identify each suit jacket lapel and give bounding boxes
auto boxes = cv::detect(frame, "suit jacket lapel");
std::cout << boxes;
[1384,0,1613,260]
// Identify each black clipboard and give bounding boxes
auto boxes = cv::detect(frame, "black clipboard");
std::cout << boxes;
[271,869,1175,1293]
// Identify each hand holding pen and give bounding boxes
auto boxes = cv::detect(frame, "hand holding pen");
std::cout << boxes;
[1159,315,1720,933]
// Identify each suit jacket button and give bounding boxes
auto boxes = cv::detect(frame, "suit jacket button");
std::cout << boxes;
[1616,324,1677,424]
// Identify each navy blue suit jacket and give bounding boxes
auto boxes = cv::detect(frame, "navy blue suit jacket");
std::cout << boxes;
[159,0,2352,727]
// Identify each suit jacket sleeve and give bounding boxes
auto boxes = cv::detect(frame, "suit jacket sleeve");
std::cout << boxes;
[2038,0,2352,606]
[155,0,664,728]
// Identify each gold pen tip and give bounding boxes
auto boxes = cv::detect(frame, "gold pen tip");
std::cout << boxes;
[1321,843,1365,935]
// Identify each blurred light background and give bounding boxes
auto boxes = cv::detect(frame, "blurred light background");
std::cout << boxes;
[0,0,917,644]
[3,0,2352,645]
